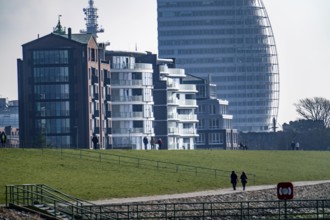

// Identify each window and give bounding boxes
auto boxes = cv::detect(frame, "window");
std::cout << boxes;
[209,119,219,129]
[209,133,224,144]
[33,50,68,65]
[133,121,143,128]
[195,133,205,144]
[197,119,204,129]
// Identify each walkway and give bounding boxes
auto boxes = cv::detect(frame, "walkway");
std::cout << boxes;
[92,180,330,205]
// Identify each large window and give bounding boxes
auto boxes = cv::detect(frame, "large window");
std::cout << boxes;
[33,50,68,65]
[209,133,224,144]
[34,67,69,83]
[209,119,219,129]
[34,84,69,99]
[35,101,70,117]
[195,133,205,144]
[36,118,70,134]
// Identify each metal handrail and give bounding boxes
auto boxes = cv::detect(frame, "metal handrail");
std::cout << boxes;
[86,199,330,219]
[5,184,118,219]
[41,148,257,184]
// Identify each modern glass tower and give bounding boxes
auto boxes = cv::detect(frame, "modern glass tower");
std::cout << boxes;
[157,0,279,132]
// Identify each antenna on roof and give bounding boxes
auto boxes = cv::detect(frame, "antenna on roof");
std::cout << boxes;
[53,14,66,35]
[80,0,104,38]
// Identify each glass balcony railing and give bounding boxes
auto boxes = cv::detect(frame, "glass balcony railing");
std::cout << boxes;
[177,114,197,121]
[111,95,143,102]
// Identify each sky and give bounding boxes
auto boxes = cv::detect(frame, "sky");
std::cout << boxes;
[0,0,329,126]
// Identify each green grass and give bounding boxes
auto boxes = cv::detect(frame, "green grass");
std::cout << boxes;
[0,149,329,204]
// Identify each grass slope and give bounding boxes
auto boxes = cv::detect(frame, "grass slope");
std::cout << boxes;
[1,149,329,204]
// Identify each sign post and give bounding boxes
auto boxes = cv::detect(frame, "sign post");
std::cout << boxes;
[277,182,294,219]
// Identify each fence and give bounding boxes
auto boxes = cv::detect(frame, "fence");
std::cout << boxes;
[38,148,256,184]
[6,184,330,219]
[88,199,330,219]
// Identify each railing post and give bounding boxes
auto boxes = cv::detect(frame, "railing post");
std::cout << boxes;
[210,203,213,219]
[127,204,130,219]
[240,202,243,220]
[136,204,139,218]
[203,203,205,219]
[165,203,167,219]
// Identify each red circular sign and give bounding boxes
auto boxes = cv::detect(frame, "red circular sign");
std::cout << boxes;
[277,182,294,200]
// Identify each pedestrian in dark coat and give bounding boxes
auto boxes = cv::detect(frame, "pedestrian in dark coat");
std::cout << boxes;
[92,135,98,149]
[0,132,7,148]
[240,171,248,190]
[143,136,148,150]
[230,171,238,190]
[157,138,163,150]
[150,137,155,149]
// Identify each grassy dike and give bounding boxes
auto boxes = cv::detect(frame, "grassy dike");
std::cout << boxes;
[1,148,330,204]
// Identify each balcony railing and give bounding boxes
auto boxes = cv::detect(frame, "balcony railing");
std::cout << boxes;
[177,114,197,121]
[178,99,197,107]
[112,112,144,118]
[179,84,197,92]
[111,63,152,70]
[111,80,143,86]
[112,128,144,134]
[111,95,143,102]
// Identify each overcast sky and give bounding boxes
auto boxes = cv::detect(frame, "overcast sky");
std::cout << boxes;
[1,0,329,126]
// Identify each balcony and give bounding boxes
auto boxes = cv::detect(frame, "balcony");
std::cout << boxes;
[168,127,179,135]
[168,113,179,121]
[178,84,197,93]
[177,114,198,122]
[134,63,153,70]
[167,82,180,91]
[178,99,197,107]
[159,65,185,77]
[111,63,152,71]
[112,127,144,134]
[112,112,140,118]
[167,98,179,105]
[111,95,143,102]
[111,80,143,87]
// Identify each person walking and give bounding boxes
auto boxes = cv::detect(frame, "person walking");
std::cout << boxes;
[1,131,7,148]
[230,171,238,190]
[143,136,148,150]
[157,138,163,150]
[150,137,155,149]
[92,134,99,149]
[240,171,248,190]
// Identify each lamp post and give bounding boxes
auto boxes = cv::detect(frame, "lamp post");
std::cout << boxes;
[41,107,47,148]
[129,128,132,150]
[74,126,78,149]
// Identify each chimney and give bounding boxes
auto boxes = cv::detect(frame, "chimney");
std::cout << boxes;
[68,28,72,39]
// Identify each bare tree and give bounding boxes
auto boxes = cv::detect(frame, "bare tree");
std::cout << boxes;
[294,97,330,128]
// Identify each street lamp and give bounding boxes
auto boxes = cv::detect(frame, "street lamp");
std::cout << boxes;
[129,128,132,150]
[41,107,47,148]
[74,126,78,149]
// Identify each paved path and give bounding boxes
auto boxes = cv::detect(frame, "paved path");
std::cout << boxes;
[92,180,330,205]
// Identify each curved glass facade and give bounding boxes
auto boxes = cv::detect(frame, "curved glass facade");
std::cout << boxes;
[158,0,279,132]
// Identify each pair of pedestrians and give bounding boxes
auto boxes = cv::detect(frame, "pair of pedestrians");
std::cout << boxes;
[230,171,248,190]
